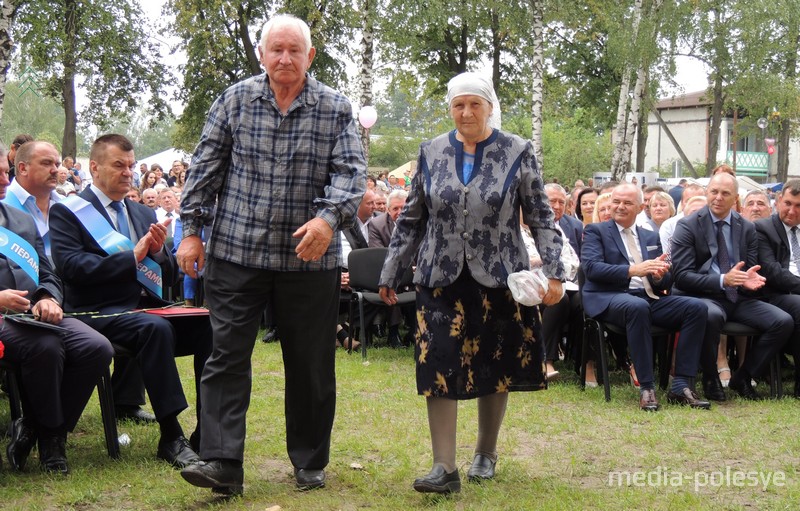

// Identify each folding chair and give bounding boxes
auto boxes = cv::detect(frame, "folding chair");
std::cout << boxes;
[347,247,415,360]
[0,357,120,459]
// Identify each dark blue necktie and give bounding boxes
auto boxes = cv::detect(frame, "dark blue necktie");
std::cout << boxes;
[715,220,737,303]
[110,201,131,239]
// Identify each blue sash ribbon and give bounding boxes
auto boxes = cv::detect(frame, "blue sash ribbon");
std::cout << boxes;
[62,196,163,297]
[0,225,39,285]
[2,190,51,255]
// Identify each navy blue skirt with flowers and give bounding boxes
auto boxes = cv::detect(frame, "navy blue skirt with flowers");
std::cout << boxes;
[414,269,546,399]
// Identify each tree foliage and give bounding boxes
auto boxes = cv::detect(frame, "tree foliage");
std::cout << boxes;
[0,80,71,150]
[12,0,169,158]
[167,0,359,151]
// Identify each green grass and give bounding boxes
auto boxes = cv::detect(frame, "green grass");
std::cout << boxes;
[1,339,798,510]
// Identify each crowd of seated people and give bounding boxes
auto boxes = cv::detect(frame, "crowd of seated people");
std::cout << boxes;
[0,134,211,474]
[549,169,800,411]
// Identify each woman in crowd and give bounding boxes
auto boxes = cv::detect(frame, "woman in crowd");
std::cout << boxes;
[576,187,599,228]
[174,168,188,191]
[591,192,614,224]
[366,176,377,190]
[141,170,158,190]
[379,72,564,494]
[642,190,675,232]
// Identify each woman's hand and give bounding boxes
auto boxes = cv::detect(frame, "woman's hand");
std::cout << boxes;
[541,279,563,306]
[379,286,397,305]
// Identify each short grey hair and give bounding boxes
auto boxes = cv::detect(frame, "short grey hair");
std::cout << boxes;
[742,189,769,205]
[544,183,567,196]
[387,189,408,204]
[259,14,312,54]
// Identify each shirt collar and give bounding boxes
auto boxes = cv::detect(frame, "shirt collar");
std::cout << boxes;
[709,209,733,225]
[614,222,636,235]
[252,72,320,109]
[88,185,118,210]
[7,179,62,206]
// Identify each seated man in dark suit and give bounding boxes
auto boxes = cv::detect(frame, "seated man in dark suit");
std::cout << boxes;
[368,189,406,248]
[672,172,793,400]
[49,134,212,468]
[0,142,113,474]
[582,183,710,411]
[754,178,800,397]
[546,183,582,255]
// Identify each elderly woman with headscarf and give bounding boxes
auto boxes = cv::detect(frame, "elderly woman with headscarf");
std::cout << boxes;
[379,72,565,494]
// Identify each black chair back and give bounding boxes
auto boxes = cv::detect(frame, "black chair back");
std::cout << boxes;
[348,247,389,292]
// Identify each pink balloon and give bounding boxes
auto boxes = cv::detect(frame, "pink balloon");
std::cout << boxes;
[358,106,378,129]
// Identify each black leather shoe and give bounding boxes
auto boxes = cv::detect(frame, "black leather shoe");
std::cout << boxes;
[261,328,277,343]
[639,389,660,412]
[115,406,157,424]
[295,468,326,490]
[413,464,461,494]
[38,434,69,475]
[181,459,244,496]
[729,375,762,401]
[794,381,800,399]
[667,388,711,409]
[157,436,200,469]
[6,418,37,471]
[467,454,496,482]
[702,377,727,402]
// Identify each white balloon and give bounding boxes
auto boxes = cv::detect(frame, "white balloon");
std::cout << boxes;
[358,106,378,129]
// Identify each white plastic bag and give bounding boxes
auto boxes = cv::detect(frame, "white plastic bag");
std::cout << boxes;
[507,269,564,306]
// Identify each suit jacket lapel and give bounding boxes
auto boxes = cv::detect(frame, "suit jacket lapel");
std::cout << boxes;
[700,208,718,259]
[124,199,149,240]
[773,214,790,265]
[731,212,743,262]
[635,226,649,259]
[608,221,628,261]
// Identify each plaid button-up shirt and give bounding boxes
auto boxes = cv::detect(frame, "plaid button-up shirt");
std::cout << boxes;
[181,73,366,271]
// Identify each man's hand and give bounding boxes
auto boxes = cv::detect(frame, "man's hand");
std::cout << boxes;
[147,219,170,254]
[629,256,670,278]
[0,289,30,314]
[341,271,351,291]
[724,261,766,291]
[541,279,563,306]
[31,297,63,324]
[650,253,670,281]
[293,218,334,262]
[177,235,205,278]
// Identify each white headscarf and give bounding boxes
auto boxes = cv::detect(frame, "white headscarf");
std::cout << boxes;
[445,72,502,130]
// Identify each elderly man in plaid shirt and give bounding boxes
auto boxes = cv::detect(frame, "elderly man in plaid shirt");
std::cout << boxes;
[178,14,366,496]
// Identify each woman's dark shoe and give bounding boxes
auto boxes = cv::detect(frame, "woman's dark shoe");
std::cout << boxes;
[467,454,497,482]
[412,464,461,494]
[6,418,37,471]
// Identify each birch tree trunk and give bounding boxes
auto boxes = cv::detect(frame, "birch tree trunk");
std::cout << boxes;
[358,0,374,162]
[620,65,647,176]
[610,0,663,181]
[0,0,18,125]
[529,0,544,167]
